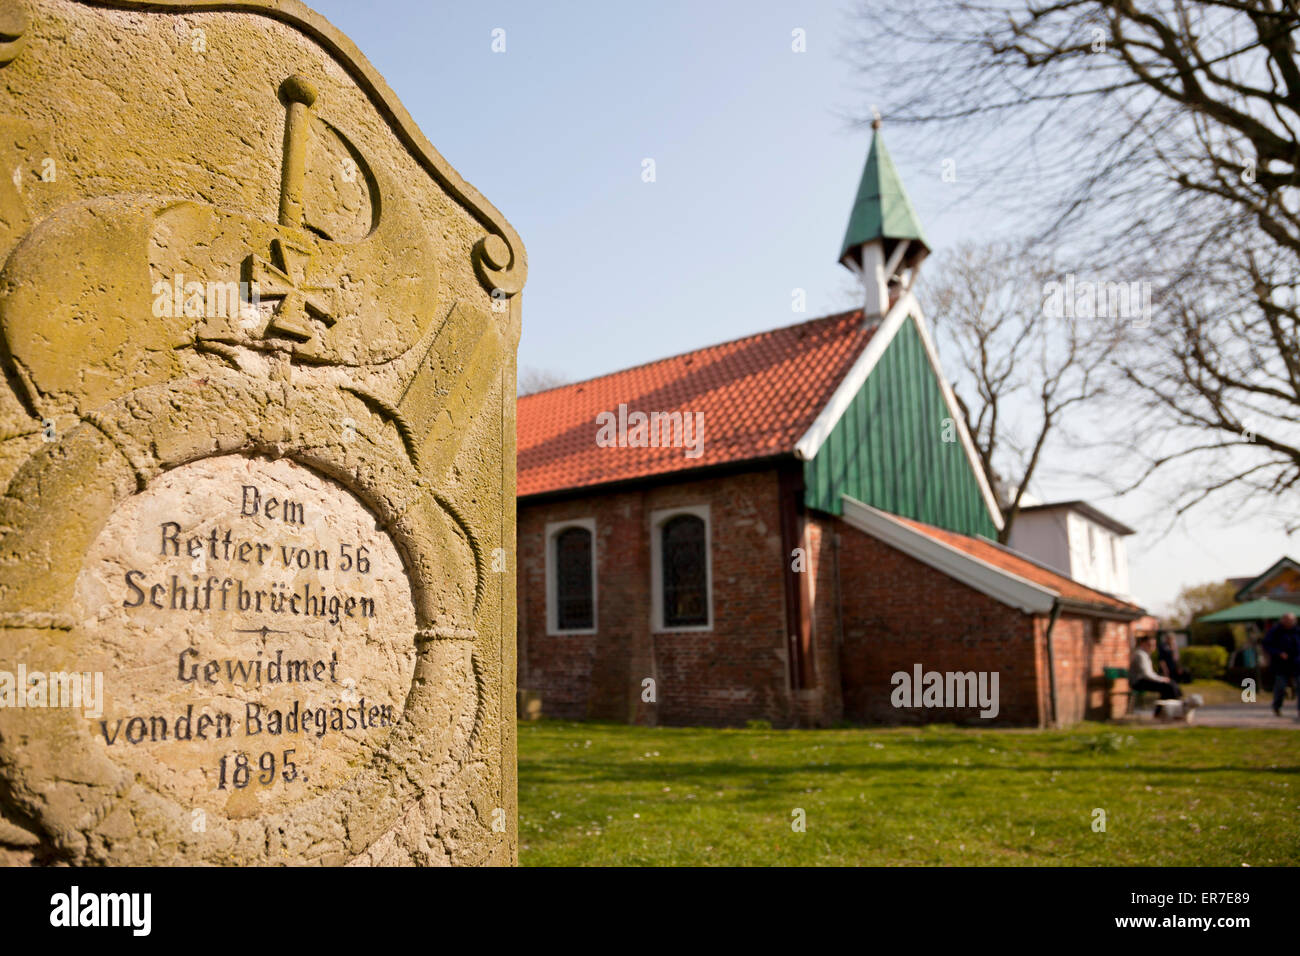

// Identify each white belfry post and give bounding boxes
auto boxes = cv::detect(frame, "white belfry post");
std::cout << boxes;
[860,242,889,319]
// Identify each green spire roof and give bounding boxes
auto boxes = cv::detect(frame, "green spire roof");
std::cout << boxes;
[839,129,929,263]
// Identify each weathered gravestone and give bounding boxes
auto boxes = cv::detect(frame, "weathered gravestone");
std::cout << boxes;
[0,0,525,865]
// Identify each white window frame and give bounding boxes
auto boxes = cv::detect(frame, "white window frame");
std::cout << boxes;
[650,505,713,633]
[545,518,597,636]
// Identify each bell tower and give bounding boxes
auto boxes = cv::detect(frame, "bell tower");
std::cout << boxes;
[839,116,930,319]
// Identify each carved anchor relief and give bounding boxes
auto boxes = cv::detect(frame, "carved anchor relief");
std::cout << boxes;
[155,73,439,368]
[0,73,500,446]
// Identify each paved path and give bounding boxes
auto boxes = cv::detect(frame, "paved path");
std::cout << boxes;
[1125,702,1300,729]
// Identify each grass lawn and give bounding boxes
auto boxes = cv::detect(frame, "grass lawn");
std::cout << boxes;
[518,720,1299,866]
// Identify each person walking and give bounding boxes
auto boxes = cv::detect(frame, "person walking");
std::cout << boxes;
[1262,613,1300,717]
[1157,632,1189,683]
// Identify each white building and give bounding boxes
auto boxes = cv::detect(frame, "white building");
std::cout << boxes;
[1006,501,1135,600]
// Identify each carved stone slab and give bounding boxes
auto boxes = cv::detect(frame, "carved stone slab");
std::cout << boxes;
[0,0,523,866]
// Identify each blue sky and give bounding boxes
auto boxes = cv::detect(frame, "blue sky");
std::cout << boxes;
[308,0,1295,613]
[311,0,896,373]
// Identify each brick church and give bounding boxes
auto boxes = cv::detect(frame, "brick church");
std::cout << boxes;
[515,127,1144,728]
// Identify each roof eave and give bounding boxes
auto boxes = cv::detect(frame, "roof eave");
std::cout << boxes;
[840,496,1054,614]
[1017,500,1137,536]
[1233,555,1300,602]
[1054,598,1147,621]
[518,452,799,504]
[841,497,1142,618]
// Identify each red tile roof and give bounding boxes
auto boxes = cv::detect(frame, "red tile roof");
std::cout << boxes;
[895,515,1142,613]
[517,310,874,498]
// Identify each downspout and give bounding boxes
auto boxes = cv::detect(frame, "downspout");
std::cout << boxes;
[778,468,808,692]
[1044,598,1063,728]
[832,532,845,653]
[832,531,845,724]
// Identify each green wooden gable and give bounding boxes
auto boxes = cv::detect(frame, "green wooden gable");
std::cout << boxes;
[803,314,998,538]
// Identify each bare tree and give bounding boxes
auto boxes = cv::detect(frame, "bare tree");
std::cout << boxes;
[1114,240,1300,526]
[517,367,570,397]
[852,0,1300,525]
[923,241,1122,541]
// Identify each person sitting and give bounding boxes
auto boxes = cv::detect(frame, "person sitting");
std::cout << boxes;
[1130,634,1182,701]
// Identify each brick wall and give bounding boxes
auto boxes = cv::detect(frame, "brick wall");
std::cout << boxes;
[1044,615,1133,723]
[517,468,798,726]
[518,472,1133,728]
[810,514,1045,725]
[800,517,843,726]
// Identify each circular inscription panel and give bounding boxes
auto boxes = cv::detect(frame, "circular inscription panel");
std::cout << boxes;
[74,455,417,819]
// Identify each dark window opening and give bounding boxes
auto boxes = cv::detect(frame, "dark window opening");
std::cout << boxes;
[662,514,708,627]
[555,526,594,630]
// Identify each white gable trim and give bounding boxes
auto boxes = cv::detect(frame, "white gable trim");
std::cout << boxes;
[1234,555,1300,601]
[840,496,1055,614]
[792,292,1004,531]
[793,296,911,462]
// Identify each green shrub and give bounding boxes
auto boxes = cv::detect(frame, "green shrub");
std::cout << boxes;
[744,719,772,730]
[1181,645,1228,680]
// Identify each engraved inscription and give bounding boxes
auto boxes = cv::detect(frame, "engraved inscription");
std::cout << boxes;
[75,456,417,819]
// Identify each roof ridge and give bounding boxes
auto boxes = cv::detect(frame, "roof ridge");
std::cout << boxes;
[1016,499,1136,536]
[518,307,865,402]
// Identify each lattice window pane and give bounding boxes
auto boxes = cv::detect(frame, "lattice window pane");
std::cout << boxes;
[662,515,707,627]
[555,527,594,630]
